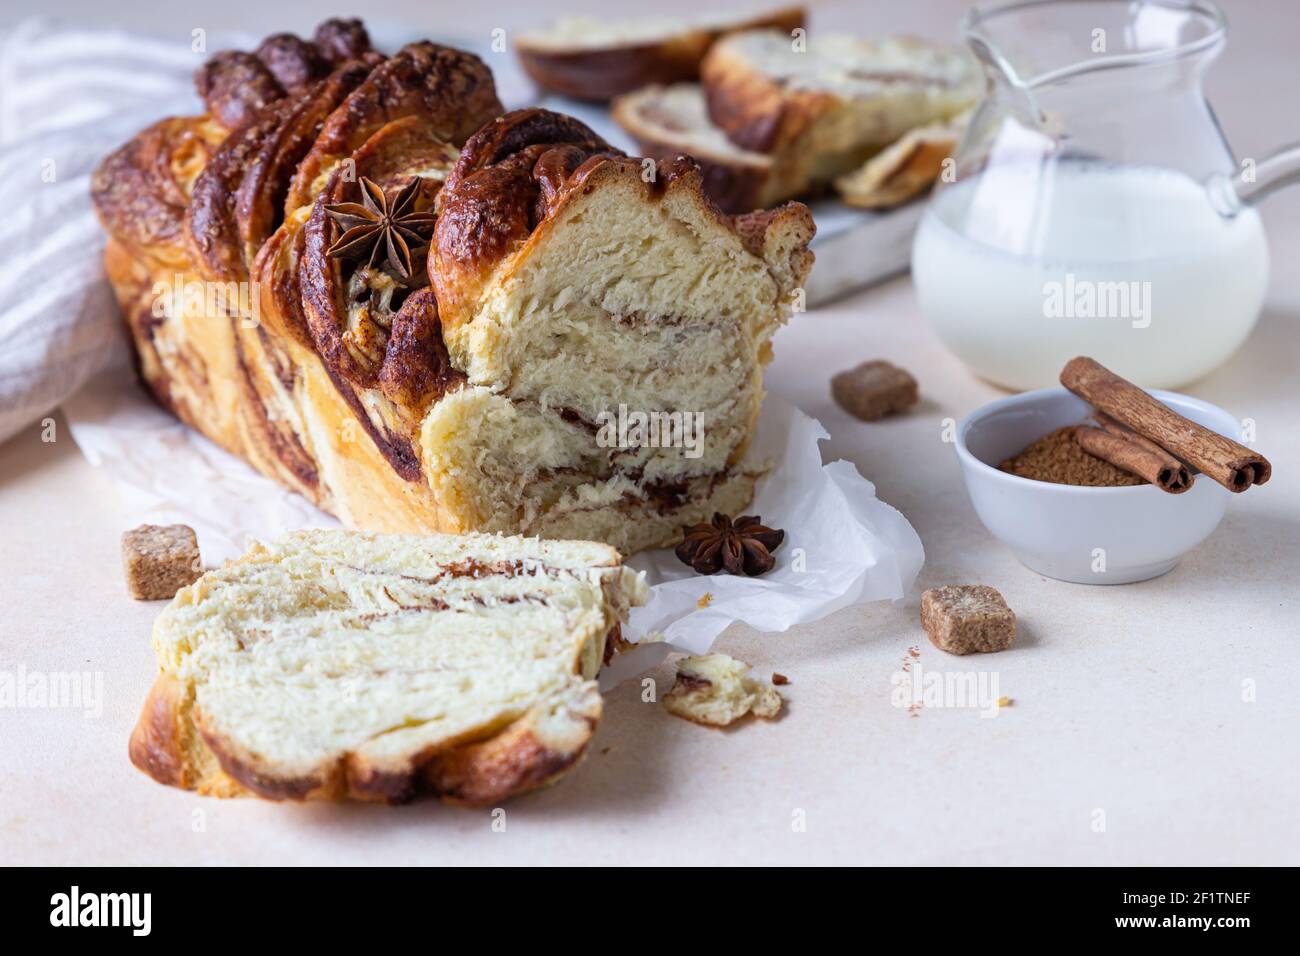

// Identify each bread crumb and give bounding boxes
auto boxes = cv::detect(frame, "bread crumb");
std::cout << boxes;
[663,653,782,726]
[772,672,790,686]
[997,696,1012,708]
[696,592,712,609]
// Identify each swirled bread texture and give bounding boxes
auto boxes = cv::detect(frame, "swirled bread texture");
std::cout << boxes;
[91,20,814,555]
[700,30,980,196]
[129,529,648,804]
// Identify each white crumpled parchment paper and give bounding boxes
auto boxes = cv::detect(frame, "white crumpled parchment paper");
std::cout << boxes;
[65,362,923,684]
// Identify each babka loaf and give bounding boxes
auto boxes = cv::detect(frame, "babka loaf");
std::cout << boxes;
[92,20,815,556]
[515,6,805,101]
[129,529,648,803]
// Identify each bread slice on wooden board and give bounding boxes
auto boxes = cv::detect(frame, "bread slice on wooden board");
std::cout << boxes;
[515,6,805,101]
[833,112,968,209]
[612,83,791,213]
[701,30,981,182]
[128,529,648,805]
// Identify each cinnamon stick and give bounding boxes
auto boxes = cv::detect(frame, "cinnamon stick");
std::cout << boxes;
[1061,357,1270,493]
[1074,426,1193,493]
[1092,412,1197,488]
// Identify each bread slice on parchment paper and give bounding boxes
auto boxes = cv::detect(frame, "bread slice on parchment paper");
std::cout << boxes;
[129,529,648,805]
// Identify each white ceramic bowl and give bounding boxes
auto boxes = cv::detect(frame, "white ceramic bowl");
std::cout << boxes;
[955,388,1236,584]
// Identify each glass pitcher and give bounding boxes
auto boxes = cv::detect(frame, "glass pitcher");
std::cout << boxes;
[912,0,1300,390]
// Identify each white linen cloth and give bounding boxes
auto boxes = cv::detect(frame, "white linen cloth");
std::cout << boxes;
[0,19,202,443]
[6,18,924,673]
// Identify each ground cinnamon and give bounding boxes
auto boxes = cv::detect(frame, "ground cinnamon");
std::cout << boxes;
[999,426,1144,487]
[1060,357,1270,492]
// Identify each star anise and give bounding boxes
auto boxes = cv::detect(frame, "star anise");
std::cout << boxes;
[675,513,785,577]
[324,176,435,282]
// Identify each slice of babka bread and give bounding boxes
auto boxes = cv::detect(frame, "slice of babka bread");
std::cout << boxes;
[701,30,980,187]
[514,6,805,101]
[129,529,648,805]
[612,82,789,213]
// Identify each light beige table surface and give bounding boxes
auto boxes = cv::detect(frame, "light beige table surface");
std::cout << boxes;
[2,0,1298,865]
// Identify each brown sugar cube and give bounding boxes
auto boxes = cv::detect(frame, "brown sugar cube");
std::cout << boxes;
[921,585,1017,655]
[122,524,203,601]
[831,360,919,421]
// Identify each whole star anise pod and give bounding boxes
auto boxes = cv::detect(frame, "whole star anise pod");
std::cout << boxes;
[675,513,785,576]
[324,176,435,282]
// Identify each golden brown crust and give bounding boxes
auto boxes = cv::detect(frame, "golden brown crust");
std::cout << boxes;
[198,724,332,801]
[834,129,957,209]
[286,41,502,213]
[128,676,188,789]
[195,52,288,131]
[92,117,225,265]
[700,32,980,173]
[129,643,609,805]
[231,60,377,273]
[96,23,503,503]
[378,287,466,412]
[611,85,787,213]
[313,18,373,64]
[253,33,331,91]
[731,203,816,290]
[188,96,300,280]
[431,110,620,326]
[519,38,708,103]
[195,20,372,131]
[700,48,807,154]
[298,115,458,392]
[249,209,314,349]
[515,6,805,101]
[434,107,814,330]
[433,109,748,336]
[424,687,602,806]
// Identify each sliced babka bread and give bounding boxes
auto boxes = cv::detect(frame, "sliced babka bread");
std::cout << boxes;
[515,6,805,101]
[701,30,980,184]
[128,529,648,805]
[612,83,789,213]
[833,113,967,209]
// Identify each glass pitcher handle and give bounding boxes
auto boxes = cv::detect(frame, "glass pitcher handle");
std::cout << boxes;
[1208,142,1300,216]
